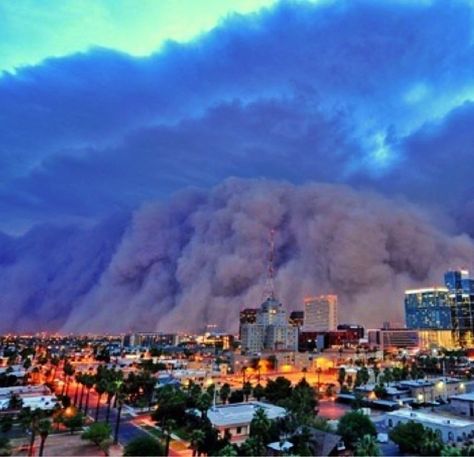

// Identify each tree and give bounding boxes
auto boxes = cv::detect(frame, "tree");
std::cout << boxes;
[242,382,252,402]
[63,409,84,435]
[442,446,463,456]
[264,377,292,404]
[18,407,44,457]
[248,408,271,455]
[189,429,206,456]
[0,416,13,434]
[82,422,112,455]
[228,390,244,404]
[338,368,346,389]
[389,421,427,454]
[253,383,265,401]
[8,393,22,410]
[216,443,238,456]
[197,392,212,417]
[284,378,318,426]
[37,419,52,457]
[337,411,377,449]
[63,362,75,397]
[219,383,231,404]
[163,418,176,457]
[420,429,443,456]
[355,434,381,457]
[373,384,387,399]
[0,436,11,457]
[355,367,370,387]
[240,436,265,456]
[152,386,187,427]
[82,374,95,417]
[124,436,164,456]
[94,378,108,421]
[113,387,126,444]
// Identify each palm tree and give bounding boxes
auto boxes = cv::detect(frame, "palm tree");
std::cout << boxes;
[49,356,60,383]
[37,419,52,457]
[355,434,381,457]
[63,361,75,397]
[253,383,265,401]
[197,392,212,418]
[243,382,252,402]
[78,374,87,411]
[219,383,231,404]
[94,378,108,422]
[73,372,82,406]
[105,381,117,424]
[8,392,23,410]
[19,408,43,457]
[83,374,95,417]
[163,419,176,457]
[113,385,126,445]
[189,429,205,456]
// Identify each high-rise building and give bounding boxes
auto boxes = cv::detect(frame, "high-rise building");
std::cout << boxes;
[289,311,304,328]
[444,270,474,342]
[240,308,258,325]
[240,229,298,354]
[303,295,338,332]
[239,308,258,339]
[405,287,452,330]
[240,296,298,354]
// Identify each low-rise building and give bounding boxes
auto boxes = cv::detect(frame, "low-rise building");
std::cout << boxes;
[449,392,474,417]
[386,409,474,443]
[0,385,58,411]
[398,378,467,403]
[207,402,286,444]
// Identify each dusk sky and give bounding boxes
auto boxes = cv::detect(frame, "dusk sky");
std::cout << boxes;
[3,0,474,332]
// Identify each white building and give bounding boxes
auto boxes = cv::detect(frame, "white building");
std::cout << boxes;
[303,295,338,332]
[207,402,287,444]
[450,393,474,417]
[241,296,298,353]
[386,409,474,443]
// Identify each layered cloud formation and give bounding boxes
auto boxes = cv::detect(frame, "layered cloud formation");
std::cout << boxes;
[2,179,473,333]
[2,0,474,331]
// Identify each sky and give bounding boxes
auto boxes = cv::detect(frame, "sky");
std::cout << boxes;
[3,0,474,332]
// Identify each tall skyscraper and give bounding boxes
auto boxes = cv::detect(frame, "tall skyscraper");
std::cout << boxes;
[444,269,474,343]
[240,230,298,354]
[303,295,338,332]
[240,296,298,353]
[405,287,451,330]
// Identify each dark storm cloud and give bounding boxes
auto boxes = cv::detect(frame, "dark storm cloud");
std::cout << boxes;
[1,0,474,225]
[2,0,474,331]
[0,179,472,333]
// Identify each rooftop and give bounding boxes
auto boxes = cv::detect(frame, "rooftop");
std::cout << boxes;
[387,409,474,427]
[450,393,474,402]
[207,401,286,427]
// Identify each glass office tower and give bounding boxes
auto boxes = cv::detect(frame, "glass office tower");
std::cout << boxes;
[444,270,474,344]
[405,288,452,329]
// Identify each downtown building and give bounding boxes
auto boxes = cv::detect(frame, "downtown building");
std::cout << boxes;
[302,294,338,332]
[240,295,298,354]
[404,269,474,346]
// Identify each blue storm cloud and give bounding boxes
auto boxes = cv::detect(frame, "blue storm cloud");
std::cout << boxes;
[3,0,474,331]
[1,0,474,230]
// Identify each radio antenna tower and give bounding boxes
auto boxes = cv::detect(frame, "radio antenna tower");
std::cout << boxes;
[263,228,276,300]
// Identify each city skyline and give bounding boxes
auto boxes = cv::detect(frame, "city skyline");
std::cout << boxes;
[2,0,474,333]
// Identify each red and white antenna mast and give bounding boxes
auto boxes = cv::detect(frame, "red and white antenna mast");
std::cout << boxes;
[263,228,276,300]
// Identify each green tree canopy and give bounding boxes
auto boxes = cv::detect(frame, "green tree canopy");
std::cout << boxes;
[124,436,164,456]
[337,411,377,449]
